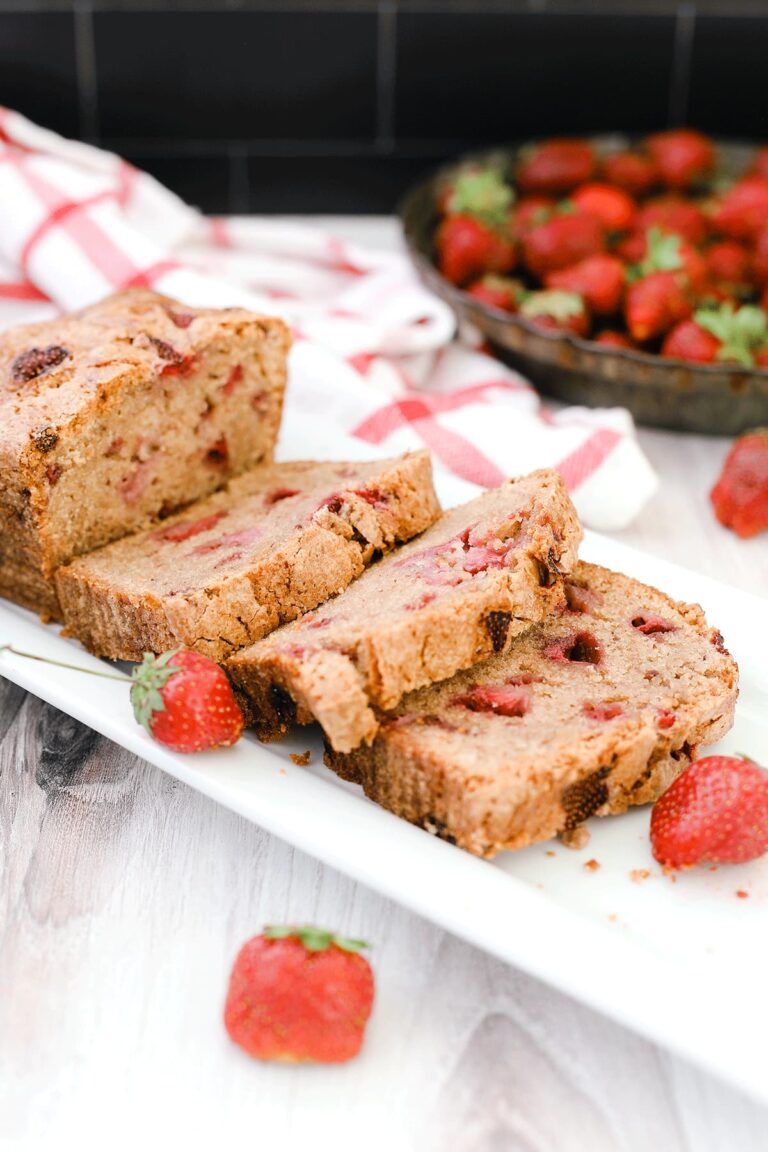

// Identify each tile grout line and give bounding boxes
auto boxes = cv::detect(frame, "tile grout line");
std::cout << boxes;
[668,1,696,127]
[376,0,397,150]
[74,0,100,144]
[228,143,251,214]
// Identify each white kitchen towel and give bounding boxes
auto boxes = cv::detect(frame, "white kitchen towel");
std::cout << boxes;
[0,107,657,529]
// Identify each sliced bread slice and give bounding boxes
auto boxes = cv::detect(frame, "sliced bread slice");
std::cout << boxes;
[323,562,739,856]
[56,451,439,662]
[227,469,582,752]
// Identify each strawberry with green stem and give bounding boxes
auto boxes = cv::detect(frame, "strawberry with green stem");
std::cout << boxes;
[517,138,596,195]
[436,170,517,286]
[624,228,697,342]
[0,644,244,753]
[694,302,768,367]
[466,274,523,312]
[545,254,625,315]
[224,925,374,1063]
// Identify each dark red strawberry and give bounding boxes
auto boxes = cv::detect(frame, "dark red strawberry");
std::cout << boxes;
[645,129,715,190]
[625,271,692,341]
[512,195,555,234]
[594,330,635,349]
[545,254,625,315]
[571,183,637,233]
[751,226,768,287]
[747,146,768,182]
[520,290,590,337]
[661,320,721,363]
[130,649,244,752]
[522,211,605,278]
[601,150,659,197]
[224,925,374,1063]
[636,196,708,245]
[711,427,768,538]
[705,241,752,292]
[712,178,768,240]
[466,274,522,312]
[651,755,768,868]
[517,138,596,195]
[436,215,516,286]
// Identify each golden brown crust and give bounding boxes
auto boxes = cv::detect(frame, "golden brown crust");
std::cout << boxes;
[55,452,440,662]
[0,288,290,617]
[228,470,582,752]
[323,562,739,856]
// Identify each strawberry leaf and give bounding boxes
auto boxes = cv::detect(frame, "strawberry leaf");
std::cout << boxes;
[447,169,514,229]
[636,226,684,278]
[521,290,584,322]
[264,925,369,953]
[129,649,180,732]
[696,303,768,367]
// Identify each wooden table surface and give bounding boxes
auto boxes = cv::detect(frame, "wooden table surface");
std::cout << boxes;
[2,219,767,1151]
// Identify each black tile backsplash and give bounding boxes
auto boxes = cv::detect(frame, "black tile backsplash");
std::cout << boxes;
[395,12,676,140]
[0,13,79,136]
[0,4,764,213]
[688,15,768,137]
[94,11,378,140]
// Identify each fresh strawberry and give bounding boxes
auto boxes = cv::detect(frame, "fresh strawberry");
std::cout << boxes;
[704,241,752,292]
[520,290,590,336]
[522,211,605,278]
[436,214,516,285]
[645,129,715,190]
[694,302,768,366]
[571,183,637,233]
[130,649,244,752]
[750,226,768,287]
[513,195,555,234]
[661,320,721,363]
[517,138,596,195]
[711,177,768,240]
[224,925,374,1063]
[748,146,768,182]
[594,329,635,348]
[711,428,768,538]
[545,254,625,315]
[625,272,692,342]
[466,274,522,311]
[632,226,707,292]
[601,150,659,197]
[636,196,708,245]
[615,230,648,264]
[650,755,768,868]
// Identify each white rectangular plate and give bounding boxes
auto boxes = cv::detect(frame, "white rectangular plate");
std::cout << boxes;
[1,488,766,1103]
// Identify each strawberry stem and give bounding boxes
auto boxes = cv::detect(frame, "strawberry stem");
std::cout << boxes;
[0,644,128,682]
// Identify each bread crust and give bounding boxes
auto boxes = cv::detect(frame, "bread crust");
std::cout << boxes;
[324,562,739,856]
[0,288,290,617]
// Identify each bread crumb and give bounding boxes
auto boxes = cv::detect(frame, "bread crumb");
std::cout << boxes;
[38,611,53,625]
[630,868,651,883]
[289,751,312,767]
[584,858,600,872]
[279,767,286,776]
[560,825,590,850]
[608,913,618,922]
[736,889,749,899]
[545,850,557,858]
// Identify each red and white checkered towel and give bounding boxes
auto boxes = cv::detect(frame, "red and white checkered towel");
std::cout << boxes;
[0,108,657,529]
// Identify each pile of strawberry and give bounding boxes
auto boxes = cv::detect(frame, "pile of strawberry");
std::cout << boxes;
[435,130,768,366]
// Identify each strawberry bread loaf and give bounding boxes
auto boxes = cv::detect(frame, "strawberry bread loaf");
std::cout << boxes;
[56,451,439,662]
[227,469,582,752]
[0,288,289,617]
[324,562,739,856]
